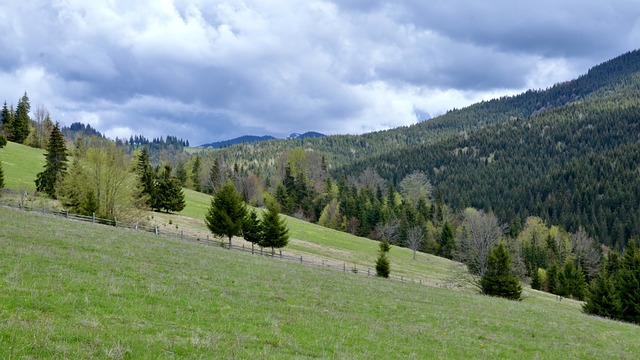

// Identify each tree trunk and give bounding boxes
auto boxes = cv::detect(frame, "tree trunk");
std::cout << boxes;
[228,236,232,249]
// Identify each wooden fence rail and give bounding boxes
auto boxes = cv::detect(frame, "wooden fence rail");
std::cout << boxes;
[1,201,427,286]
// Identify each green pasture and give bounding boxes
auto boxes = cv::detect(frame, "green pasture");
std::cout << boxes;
[1,207,639,359]
[0,141,45,192]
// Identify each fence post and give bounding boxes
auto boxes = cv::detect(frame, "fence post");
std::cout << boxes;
[322,259,324,267]
[181,230,183,239]
[280,250,282,259]
[300,256,303,263]
[155,225,158,235]
[419,279,422,285]
[368,268,370,276]
[343,263,346,271]
[114,217,117,227]
[401,276,403,282]
[92,212,96,223]
[135,222,138,230]
[66,210,69,219]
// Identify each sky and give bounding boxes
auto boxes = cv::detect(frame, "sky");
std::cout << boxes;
[1,1,639,146]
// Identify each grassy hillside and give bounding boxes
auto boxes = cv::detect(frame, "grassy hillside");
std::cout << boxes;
[2,206,639,359]
[0,141,45,192]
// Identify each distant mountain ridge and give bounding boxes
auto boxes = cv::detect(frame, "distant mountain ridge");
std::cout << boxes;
[199,132,325,148]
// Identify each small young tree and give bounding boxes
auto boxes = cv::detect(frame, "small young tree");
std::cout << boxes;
[260,201,290,255]
[35,122,68,198]
[12,93,31,143]
[134,147,155,208]
[243,209,263,253]
[205,181,247,249]
[439,221,455,259]
[375,240,391,278]
[480,242,522,300]
[583,271,622,319]
[530,267,542,290]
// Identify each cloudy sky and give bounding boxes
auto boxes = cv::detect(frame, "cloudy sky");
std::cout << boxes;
[1,1,639,145]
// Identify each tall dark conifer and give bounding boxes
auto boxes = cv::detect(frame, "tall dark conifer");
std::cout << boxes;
[13,92,31,143]
[259,200,289,254]
[35,122,67,198]
[480,242,522,300]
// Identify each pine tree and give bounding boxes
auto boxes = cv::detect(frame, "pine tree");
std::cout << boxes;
[1,101,12,135]
[191,155,201,191]
[242,209,263,253]
[12,92,31,143]
[618,240,640,324]
[35,122,68,198]
[0,160,4,193]
[260,200,290,254]
[480,242,522,300]
[205,181,247,249]
[375,240,391,278]
[152,164,185,213]
[134,147,155,208]
[582,271,622,319]
[439,221,455,259]
[530,267,542,290]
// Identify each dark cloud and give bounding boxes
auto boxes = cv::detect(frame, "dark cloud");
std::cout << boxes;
[0,0,638,145]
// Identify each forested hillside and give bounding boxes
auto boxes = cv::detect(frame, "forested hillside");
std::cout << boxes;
[201,51,640,183]
[337,51,640,248]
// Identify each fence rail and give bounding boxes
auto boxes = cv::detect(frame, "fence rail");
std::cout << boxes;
[0,200,429,286]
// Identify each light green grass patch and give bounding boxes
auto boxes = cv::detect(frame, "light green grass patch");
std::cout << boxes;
[0,141,45,192]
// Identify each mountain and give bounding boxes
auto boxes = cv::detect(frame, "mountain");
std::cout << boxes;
[288,131,325,139]
[336,49,640,248]
[199,135,276,149]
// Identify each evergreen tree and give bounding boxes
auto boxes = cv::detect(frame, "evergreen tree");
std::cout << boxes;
[530,267,542,290]
[205,181,247,249]
[242,209,263,253]
[12,92,31,143]
[583,271,622,319]
[1,101,12,136]
[438,221,455,259]
[618,240,640,324]
[80,188,99,216]
[152,164,185,213]
[134,147,155,208]
[0,160,4,193]
[35,122,68,198]
[191,155,202,191]
[0,134,6,148]
[480,242,522,300]
[375,240,391,278]
[260,200,290,254]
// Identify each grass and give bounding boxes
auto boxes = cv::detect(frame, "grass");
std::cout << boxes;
[2,206,639,359]
[0,141,45,192]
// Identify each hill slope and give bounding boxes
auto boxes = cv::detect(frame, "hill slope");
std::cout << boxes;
[338,50,640,247]
[0,141,45,192]
[2,206,639,358]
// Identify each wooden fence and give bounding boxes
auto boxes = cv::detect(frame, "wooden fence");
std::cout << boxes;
[0,200,428,286]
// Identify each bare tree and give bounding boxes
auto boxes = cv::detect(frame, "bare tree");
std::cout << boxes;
[456,208,504,276]
[375,217,400,245]
[406,225,424,260]
[570,227,602,279]
[399,171,433,205]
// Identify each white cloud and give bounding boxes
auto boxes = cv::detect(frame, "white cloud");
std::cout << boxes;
[0,0,637,145]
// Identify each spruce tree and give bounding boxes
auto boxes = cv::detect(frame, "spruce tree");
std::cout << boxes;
[375,240,391,278]
[618,240,640,324]
[1,101,13,140]
[13,92,31,143]
[205,181,247,249]
[134,147,155,208]
[0,160,4,193]
[35,122,68,198]
[242,209,263,253]
[480,242,522,300]
[582,271,622,319]
[439,221,455,259]
[530,267,542,290]
[260,200,290,254]
[152,164,185,213]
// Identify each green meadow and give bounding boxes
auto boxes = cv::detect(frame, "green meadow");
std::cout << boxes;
[0,141,45,191]
[2,207,639,359]
[2,141,639,358]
